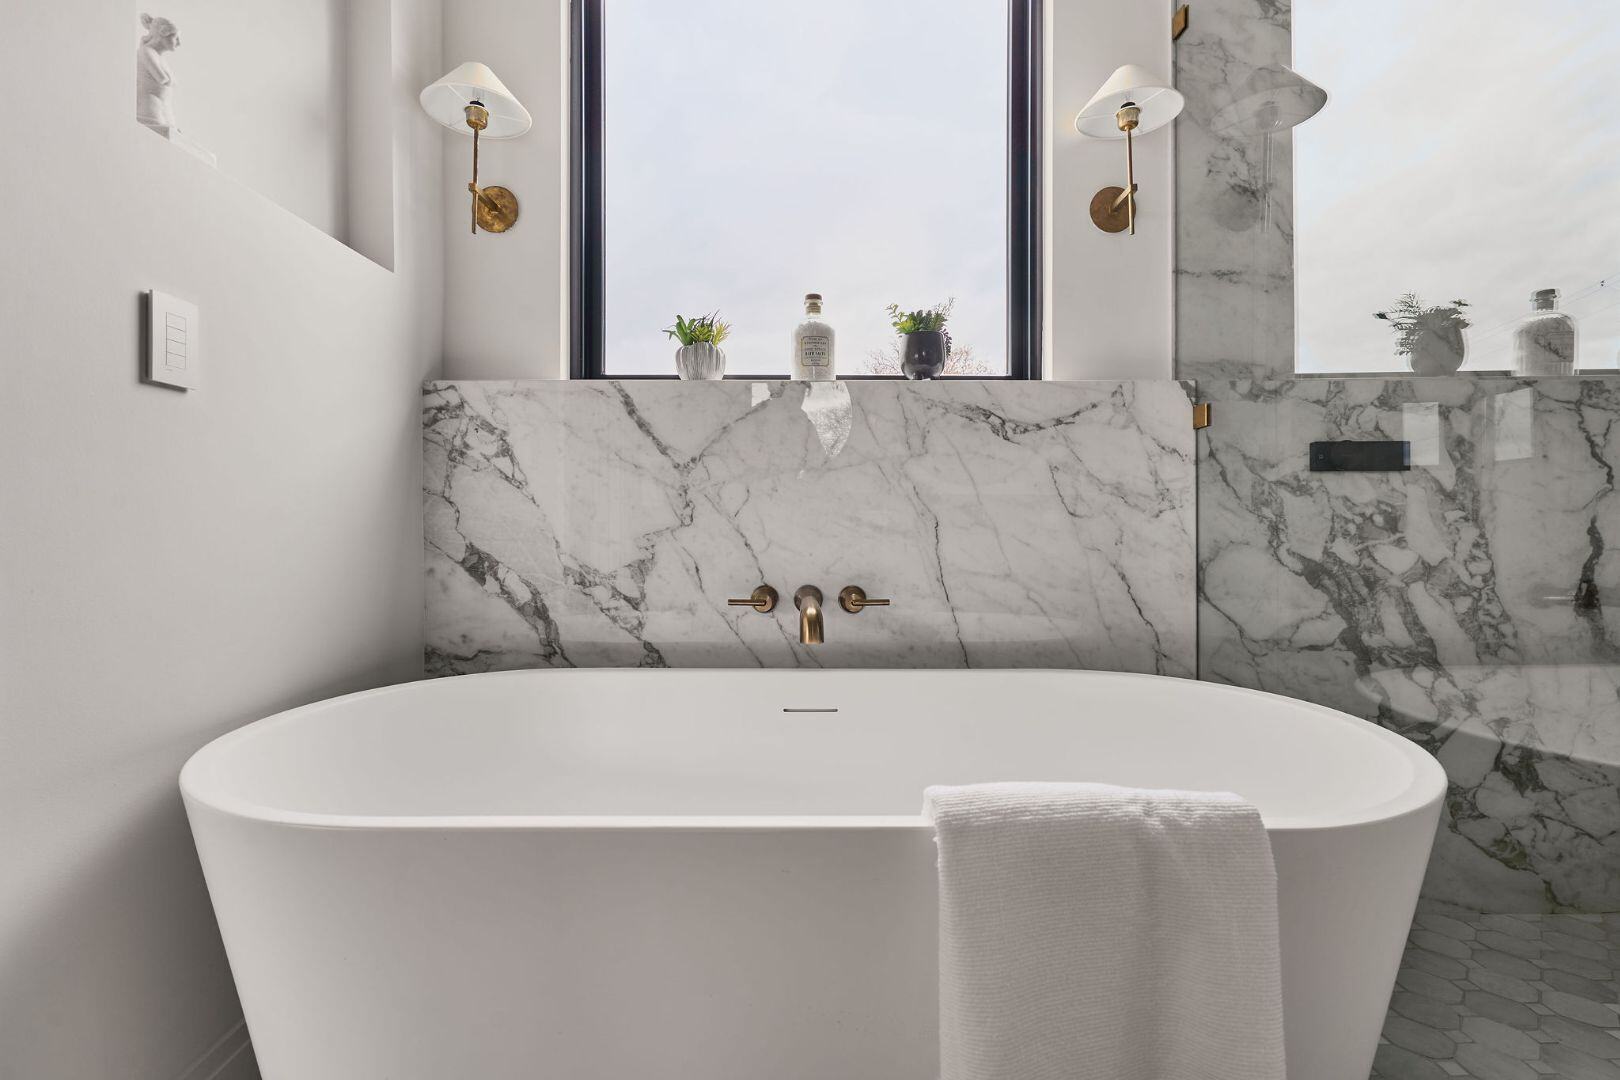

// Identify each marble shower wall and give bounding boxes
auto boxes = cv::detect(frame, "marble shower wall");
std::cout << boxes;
[1175,0,1619,913]
[425,380,1196,675]
[1173,0,1295,382]
[1200,376,1620,912]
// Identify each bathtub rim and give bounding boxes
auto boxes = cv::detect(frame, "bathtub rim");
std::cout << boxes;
[180,668,1447,836]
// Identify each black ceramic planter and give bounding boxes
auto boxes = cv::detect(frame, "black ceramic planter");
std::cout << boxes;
[901,330,949,379]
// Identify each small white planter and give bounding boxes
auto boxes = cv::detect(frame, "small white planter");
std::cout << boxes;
[676,342,726,380]
[1408,325,1467,376]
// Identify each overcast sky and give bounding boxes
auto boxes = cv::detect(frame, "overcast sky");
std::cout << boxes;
[1294,0,1619,372]
[603,0,1008,375]
[603,1,1616,377]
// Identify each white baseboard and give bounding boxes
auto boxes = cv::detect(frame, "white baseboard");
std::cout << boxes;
[177,1019,258,1080]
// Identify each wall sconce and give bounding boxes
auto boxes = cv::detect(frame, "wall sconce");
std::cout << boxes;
[420,62,533,235]
[1074,65,1185,235]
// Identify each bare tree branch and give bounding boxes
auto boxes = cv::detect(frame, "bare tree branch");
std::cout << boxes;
[863,341,995,376]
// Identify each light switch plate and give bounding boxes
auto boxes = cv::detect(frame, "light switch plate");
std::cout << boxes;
[145,289,200,390]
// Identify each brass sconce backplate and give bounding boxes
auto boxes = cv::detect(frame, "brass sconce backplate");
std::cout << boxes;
[474,185,520,233]
[1090,186,1133,233]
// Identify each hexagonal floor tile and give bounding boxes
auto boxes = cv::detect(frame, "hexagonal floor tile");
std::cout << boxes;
[1370,913,1618,1080]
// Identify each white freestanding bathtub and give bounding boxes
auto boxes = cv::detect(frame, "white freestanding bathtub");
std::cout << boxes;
[182,669,1445,1080]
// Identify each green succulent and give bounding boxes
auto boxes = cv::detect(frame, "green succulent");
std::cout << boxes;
[886,299,955,335]
[664,312,731,347]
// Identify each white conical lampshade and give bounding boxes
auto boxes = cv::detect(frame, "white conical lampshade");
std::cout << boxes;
[1074,64,1184,138]
[420,61,533,139]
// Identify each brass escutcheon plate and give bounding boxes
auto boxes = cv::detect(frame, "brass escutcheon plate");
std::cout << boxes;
[1090,186,1132,234]
[476,186,520,233]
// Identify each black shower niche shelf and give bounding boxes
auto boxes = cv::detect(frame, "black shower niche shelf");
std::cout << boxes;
[1309,440,1411,472]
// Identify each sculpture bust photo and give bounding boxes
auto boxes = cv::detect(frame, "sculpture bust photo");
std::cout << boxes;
[135,13,216,166]
[135,14,180,134]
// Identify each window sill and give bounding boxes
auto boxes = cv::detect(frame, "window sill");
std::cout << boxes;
[578,374,1033,382]
[1293,369,1620,379]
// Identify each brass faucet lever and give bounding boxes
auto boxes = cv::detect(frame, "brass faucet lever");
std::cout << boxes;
[727,585,779,613]
[794,586,825,645]
[838,586,890,613]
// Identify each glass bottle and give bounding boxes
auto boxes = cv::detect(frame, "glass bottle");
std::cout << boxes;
[1513,288,1577,376]
[791,293,836,381]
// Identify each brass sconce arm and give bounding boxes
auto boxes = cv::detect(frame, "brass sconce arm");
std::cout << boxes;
[1092,103,1142,235]
[460,101,519,235]
[468,183,505,211]
[420,62,531,237]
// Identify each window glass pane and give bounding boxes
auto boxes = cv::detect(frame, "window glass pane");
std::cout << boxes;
[603,0,1009,376]
[1295,0,1620,373]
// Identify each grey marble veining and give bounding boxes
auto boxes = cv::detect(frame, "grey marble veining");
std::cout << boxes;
[1173,0,1296,382]
[1175,0,1620,916]
[424,380,1196,676]
[1200,376,1620,912]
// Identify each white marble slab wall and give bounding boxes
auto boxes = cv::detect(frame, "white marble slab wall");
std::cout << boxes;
[1200,376,1620,912]
[425,380,1197,676]
[1174,0,1295,382]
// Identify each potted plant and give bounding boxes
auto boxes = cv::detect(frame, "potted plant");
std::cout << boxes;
[886,300,955,380]
[664,312,731,380]
[1374,294,1470,375]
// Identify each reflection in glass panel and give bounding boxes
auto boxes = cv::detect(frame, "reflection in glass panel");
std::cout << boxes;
[1294,1,1620,374]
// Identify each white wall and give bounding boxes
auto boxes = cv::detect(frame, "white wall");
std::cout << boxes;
[150,1,351,243]
[437,0,1172,382]
[1045,0,1175,379]
[441,0,571,379]
[0,4,443,1079]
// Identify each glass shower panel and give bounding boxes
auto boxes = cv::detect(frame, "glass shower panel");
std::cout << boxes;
[1196,374,1620,913]
[1175,0,1620,380]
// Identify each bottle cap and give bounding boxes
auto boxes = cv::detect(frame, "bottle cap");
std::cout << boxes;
[805,293,822,301]
[1532,288,1559,305]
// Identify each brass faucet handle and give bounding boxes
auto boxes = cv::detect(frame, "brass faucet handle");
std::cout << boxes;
[727,585,779,613]
[838,586,891,613]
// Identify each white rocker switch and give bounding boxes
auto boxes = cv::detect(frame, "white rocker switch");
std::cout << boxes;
[146,290,200,390]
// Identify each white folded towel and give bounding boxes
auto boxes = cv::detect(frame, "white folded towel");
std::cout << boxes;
[923,782,1285,1080]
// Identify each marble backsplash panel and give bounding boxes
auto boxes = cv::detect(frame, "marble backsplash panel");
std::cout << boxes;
[1200,376,1620,911]
[425,380,1197,675]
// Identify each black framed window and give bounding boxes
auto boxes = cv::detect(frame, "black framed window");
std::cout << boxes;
[571,0,1040,379]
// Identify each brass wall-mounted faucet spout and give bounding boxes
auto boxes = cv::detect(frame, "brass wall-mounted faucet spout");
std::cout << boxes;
[794,586,825,645]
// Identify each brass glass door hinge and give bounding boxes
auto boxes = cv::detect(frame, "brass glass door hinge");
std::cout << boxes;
[1193,402,1211,429]
[1172,5,1190,40]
